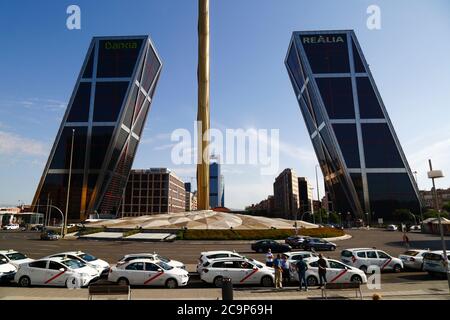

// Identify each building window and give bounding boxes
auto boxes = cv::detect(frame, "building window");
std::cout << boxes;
[332,124,360,168]
[316,77,355,119]
[362,124,404,168]
[97,39,143,78]
[356,78,384,119]
[93,82,129,122]
[66,83,91,122]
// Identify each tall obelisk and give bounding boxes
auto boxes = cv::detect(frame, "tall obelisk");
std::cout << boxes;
[197,0,210,210]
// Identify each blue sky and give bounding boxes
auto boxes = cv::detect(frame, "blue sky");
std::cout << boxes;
[0,0,449,209]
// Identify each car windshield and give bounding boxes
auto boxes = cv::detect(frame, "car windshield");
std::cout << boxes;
[78,253,98,262]
[6,252,27,260]
[61,259,86,269]
[156,255,170,263]
[156,261,173,270]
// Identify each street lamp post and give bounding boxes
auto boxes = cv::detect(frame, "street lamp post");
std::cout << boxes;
[63,129,75,238]
[427,159,450,292]
[35,204,65,237]
[365,212,369,228]
[338,212,342,228]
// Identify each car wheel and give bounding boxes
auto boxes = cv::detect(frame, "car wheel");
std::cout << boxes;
[359,265,368,274]
[165,278,178,289]
[261,276,273,287]
[117,277,129,286]
[393,264,402,273]
[350,275,363,283]
[330,246,336,251]
[307,275,318,286]
[213,276,224,288]
[19,276,31,287]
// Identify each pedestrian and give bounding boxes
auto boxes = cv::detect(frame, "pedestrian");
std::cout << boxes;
[281,255,290,284]
[317,253,327,288]
[296,256,308,291]
[273,254,283,289]
[403,233,410,249]
[265,248,274,267]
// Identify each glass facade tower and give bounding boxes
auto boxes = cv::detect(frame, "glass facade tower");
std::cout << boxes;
[285,30,421,220]
[32,36,162,221]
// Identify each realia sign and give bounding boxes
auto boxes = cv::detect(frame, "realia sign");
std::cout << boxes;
[302,35,345,44]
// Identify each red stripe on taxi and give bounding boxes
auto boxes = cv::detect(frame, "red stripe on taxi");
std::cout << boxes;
[144,271,164,284]
[240,269,258,283]
[45,270,66,284]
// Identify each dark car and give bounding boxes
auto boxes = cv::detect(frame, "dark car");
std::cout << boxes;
[251,239,292,253]
[302,238,336,251]
[31,224,44,232]
[40,230,61,241]
[284,236,309,249]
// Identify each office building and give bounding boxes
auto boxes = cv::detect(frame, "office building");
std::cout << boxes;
[273,169,299,220]
[285,30,422,220]
[32,36,162,221]
[209,162,224,208]
[121,169,185,217]
[298,177,313,215]
[420,188,450,210]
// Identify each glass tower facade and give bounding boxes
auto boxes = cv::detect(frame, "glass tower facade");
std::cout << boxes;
[209,162,224,208]
[285,30,421,220]
[32,36,162,221]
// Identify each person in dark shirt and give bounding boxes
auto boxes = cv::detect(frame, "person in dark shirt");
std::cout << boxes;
[296,256,308,291]
[317,254,327,288]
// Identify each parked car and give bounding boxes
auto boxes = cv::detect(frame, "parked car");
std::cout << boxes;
[40,230,61,241]
[251,239,291,253]
[0,258,17,283]
[285,236,310,249]
[117,253,185,269]
[2,224,20,230]
[30,224,44,232]
[290,257,367,286]
[341,248,403,273]
[197,250,243,273]
[200,257,274,287]
[423,251,450,278]
[44,251,110,275]
[302,238,337,251]
[282,251,317,273]
[398,249,430,271]
[0,250,34,267]
[108,258,189,288]
[386,225,398,231]
[14,257,99,288]
[410,225,421,231]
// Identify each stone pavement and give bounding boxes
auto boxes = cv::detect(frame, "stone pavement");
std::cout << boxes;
[1,280,448,300]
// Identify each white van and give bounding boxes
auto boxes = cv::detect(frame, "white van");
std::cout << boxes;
[423,251,450,277]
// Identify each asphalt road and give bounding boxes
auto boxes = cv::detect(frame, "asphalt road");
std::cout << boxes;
[1,228,449,286]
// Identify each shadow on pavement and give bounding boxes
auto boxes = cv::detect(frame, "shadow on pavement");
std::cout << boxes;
[385,239,450,250]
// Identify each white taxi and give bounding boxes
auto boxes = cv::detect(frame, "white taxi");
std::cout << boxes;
[44,251,110,275]
[197,250,243,273]
[117,253,185,270]
[108,258,189,288]
[0,258,17,283]
[0,250,34,267]
[14,257,100,288]
[295,257,367,286]
[423,251,450,277]
[398,249,430,271]
[200,257,274,287]
[341,248,403,273]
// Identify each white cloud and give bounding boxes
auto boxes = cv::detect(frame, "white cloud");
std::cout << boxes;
[0,130,49,157]
[18,98,66,112]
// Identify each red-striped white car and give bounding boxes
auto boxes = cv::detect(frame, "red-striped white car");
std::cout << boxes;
[200,257,274,287]
[299,257,367,286]
[14,257,99,288]
[108,259,189,288]
[341,248,403,273]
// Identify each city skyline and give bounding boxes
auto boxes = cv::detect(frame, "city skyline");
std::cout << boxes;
[1,1,450,209]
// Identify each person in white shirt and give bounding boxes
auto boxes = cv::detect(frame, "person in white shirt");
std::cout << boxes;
[265,248,274,267]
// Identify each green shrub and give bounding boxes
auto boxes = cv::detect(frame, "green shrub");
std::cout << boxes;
[78,227,106,236]
[123,228,142,238]
[177,227,344,240]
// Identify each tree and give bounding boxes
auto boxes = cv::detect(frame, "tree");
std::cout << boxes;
[329,212,340,224]
[442,201,450,213]
[423,209,449,220]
